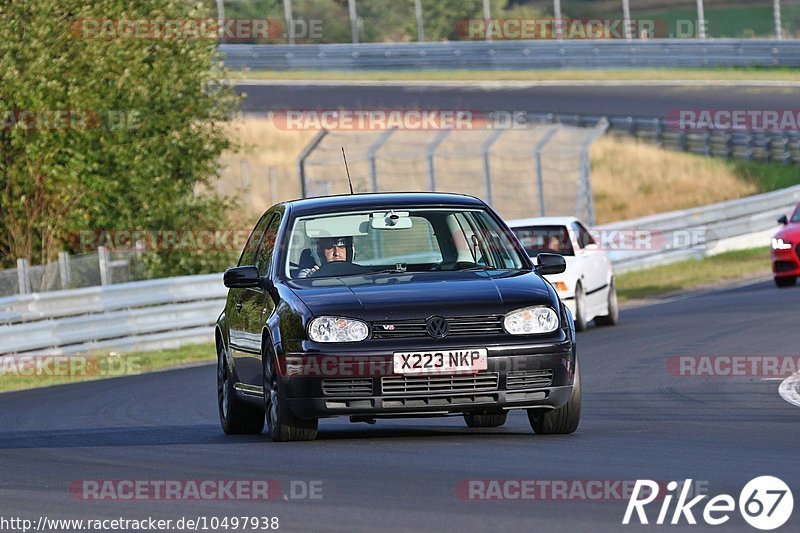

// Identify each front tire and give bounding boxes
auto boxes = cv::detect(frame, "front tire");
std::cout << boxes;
[527,360,581,435]
[464,412,507,428]
[217,343,265,435]
[775,276,796,288]
[594,278,619,326]
[573,283,588,332]
[264,350,318,442]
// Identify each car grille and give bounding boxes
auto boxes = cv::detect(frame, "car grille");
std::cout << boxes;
[506,369,554,389]
[321,378,373,396]
[381,372,499,395]
[796,244,800,262]
[371,315,505,339]
[775,260,796,273]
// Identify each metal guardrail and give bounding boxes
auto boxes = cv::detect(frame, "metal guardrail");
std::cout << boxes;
[600,184,800,272]
[1,184,797,354]
[0,274,225,355]
[535,113,800,165]
[220,39,800,70]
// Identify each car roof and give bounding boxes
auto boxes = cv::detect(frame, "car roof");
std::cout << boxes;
[282,192,486,216]
[506,216,581,228]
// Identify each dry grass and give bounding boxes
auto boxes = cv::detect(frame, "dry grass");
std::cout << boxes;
[217,116,316,220]
[590,135,758,223]
[217,118,766,224]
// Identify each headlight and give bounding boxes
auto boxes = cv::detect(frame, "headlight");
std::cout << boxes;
[503,306,559,335]
[308,316,369,342]
[772,238,793,250]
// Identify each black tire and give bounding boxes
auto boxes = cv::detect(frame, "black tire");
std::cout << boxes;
[775,276,797,288]
[527,360,581,435]
[594,278,619,327]
[573,283,588,332]
[217,343,265,435]
[464,412,507,428]
[264,349,318,442]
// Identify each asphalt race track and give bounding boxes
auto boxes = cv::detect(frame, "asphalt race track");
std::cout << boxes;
[236,82,800,118]
[1,280,797,532]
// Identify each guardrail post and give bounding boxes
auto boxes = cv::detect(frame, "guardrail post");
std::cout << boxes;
[426,130,450,192]
[58,251,71,289]
[532,125,560,217]
[16,258,30,295]
[367,128,396,192]
[481,129,505,206]
[297,129,329,198]
[98,246,111,286]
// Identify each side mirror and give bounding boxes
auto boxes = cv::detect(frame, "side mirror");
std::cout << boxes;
[536,253,567,275]
[778,215,788,225]
[223,265,261,289]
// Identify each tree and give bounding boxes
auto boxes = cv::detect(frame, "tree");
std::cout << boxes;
[0,0,240,274]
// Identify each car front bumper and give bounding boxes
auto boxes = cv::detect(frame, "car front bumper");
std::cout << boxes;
[772,245,800,277]
[279,339,576,419]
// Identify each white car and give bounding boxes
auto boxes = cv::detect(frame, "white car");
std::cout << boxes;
[507,216,619,331]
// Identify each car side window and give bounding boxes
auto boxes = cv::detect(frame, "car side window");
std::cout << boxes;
[571,222,596,249]
[255,213,282,277]
[238,213,274,267]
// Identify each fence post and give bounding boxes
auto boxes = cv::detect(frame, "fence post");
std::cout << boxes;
[297,129,329,198]
[16,258,30,295]
[98,246,111,286]
[426,130,450,192]
[532,125,560,217]
[58,251,71,290]
[481,129,505,206]
[283,0,295,45]
[348,0,359,44]
[240,159,251,196]
[414,0,425,42]
[578,118,610,225]
[367,128,396,193]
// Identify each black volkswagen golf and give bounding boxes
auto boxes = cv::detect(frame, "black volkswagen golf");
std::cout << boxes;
[216,192,580,441]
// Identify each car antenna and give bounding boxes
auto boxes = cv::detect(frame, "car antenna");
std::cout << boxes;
[342,147,354,195]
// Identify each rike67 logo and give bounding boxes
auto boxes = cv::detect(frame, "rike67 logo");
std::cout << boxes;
[623,477,793,530]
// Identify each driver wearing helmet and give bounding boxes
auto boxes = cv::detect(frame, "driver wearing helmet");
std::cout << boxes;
[298,236,354,278]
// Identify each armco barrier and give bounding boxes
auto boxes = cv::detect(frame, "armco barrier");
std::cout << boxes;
[220,40,800,71]
[0,274,225,355]
[600,184,800,272]
[1,185,798,354]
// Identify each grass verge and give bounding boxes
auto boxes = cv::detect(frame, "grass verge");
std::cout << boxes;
[616,247,771,301]
[0,342,215,394]
[229,67,800,83]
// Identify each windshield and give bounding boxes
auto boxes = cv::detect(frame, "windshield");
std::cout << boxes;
[511,225,575,256]
[792,206,800,223]
[284,208,526,279]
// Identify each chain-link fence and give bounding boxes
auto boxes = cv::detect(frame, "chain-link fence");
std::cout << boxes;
[298,120,608,223]
[0,247,144,297]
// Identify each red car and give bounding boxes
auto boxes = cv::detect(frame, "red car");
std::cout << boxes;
[772,202,800,287]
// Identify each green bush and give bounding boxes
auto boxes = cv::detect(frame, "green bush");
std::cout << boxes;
[0,0,241,276]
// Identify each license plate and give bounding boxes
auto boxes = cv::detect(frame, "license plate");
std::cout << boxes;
[393,348,488,375]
